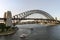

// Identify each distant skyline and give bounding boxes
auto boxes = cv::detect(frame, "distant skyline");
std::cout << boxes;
[0,0,60,19]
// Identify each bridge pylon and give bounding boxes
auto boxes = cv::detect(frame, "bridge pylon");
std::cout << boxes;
[4,11,13,27]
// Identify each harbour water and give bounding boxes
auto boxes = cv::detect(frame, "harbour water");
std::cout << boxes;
[0,24,60,40]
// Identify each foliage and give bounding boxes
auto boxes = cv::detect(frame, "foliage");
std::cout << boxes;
[0,23,6,32]
[5,26,11,31]
[0,23,11,32]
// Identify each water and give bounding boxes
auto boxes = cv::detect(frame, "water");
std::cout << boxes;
[0,24,60,40]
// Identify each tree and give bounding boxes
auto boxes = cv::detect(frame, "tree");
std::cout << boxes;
[0,23,6,32]
[5,26,11,31]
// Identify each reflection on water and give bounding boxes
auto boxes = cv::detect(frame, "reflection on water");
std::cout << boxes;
[0,24,60,40]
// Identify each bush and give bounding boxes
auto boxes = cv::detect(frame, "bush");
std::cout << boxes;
[0,23,6,32]
[5,26,11,31]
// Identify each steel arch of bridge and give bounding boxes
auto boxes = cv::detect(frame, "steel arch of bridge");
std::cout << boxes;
[13,10,54,19]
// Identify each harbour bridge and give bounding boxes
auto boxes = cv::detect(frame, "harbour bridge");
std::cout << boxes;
[0,10,60,26]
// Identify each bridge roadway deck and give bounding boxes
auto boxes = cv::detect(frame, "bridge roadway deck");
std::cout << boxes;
[0,18,60,23]
[0,18,57,20]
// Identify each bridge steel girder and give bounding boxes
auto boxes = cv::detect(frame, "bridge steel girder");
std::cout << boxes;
[23,10,54,19]
[13,10,54,19]
[13,10,54,25]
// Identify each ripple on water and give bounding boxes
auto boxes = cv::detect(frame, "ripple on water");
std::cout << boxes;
[0,24,60,40]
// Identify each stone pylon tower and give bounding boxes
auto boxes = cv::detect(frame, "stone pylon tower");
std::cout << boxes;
[4,12,6,24]
[4,11,13,27]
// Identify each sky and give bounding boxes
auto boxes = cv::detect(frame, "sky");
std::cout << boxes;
[0,0,60,19]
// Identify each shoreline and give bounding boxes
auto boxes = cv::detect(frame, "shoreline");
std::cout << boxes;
[0,31,15,36]
[0,27,18,36]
